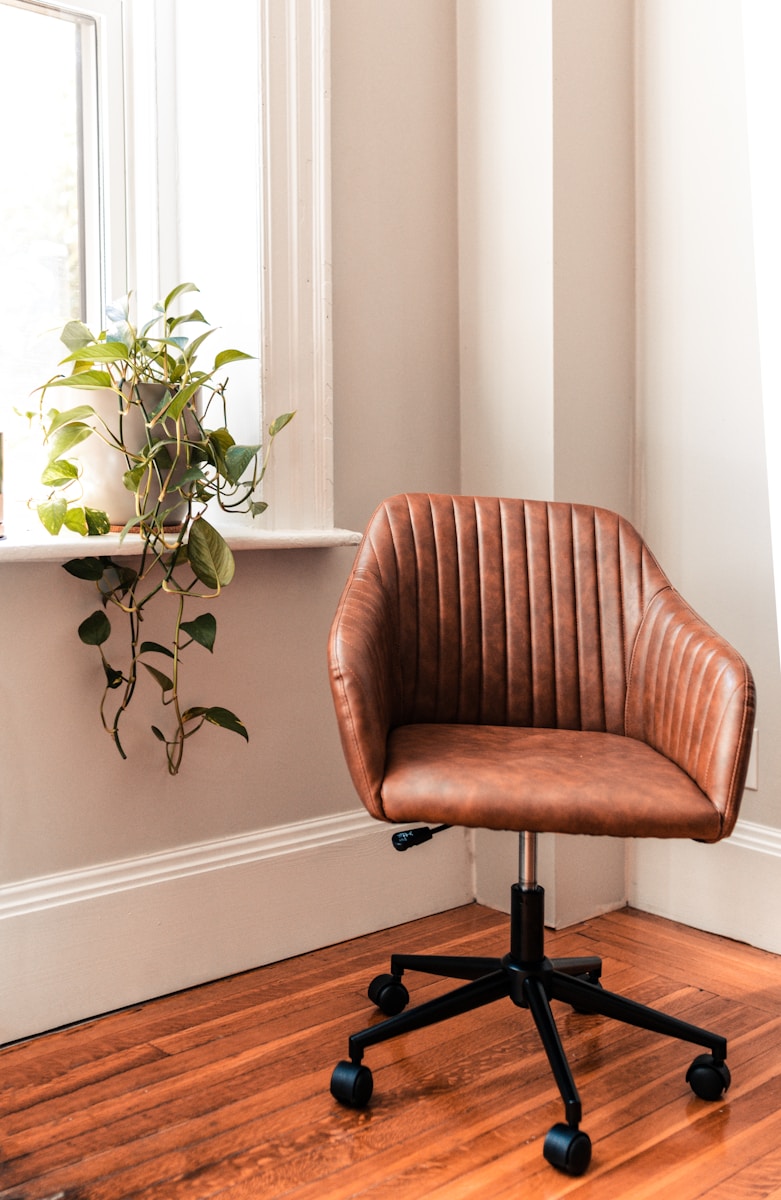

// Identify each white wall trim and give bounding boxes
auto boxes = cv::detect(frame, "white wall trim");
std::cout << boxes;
[0,810,471,1045]
[728,817,781,859]
[259,0,334,531]
[629,817,781,957]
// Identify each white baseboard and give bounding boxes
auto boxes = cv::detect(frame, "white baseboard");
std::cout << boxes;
[629,818,781,956]
[0,811,472,1044]
[5,811,775,1045]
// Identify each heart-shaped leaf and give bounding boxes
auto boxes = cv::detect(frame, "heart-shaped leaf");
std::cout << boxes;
[224,444,260,485]
[41,459,79,488]
[60,320,95,352]
[180,612,217,652]
[63,557,106,581]
[85,508,111,536]
[187,519,235,589]
[46,405,97,435]
[48,423,93,460]
[37,498,67,535]
[78,610,111,646]
[63,507,89,536]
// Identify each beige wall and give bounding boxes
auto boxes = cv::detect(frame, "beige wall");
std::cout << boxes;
[457,0,635,519]
[634,0,779,829]
[457,0,781,945]
[332,0,460,529]
[629,0,781,947]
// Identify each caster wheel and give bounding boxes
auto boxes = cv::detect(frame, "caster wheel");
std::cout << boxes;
[330,1060,373,1108]
[543,1123,592,1176]
[686,1054,731,1101]
[368,973,410,1016]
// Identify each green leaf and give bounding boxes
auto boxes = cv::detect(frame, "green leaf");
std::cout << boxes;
[105,297,130,323]
[140,640,175,659]
[163,282,199,311]
[37,498,67,535]
[180,612,216,652]
[78,609,111,646]
[46,405,97,435]
[142,663,174,693]
[63,507,89,536]
[176,465,208,487]
[103,563,138,594]
[164,378,202,422]
[205,427,234,476]
[85,508,111,536]
[168,309,208,331]
[41,458,79,488]
[44,369,113,390]
[204,706,249,741]
[60,342,130,364]
[250,500,268,518]
[60,320,95,352]
[123,464,146,492]
[151,725,167,742]
[103,662,124,689]
[269,411,295,436]
[215,348,254,369]
[187,518,235,589]
[48,423,93,459]
[63,557,106,581]
[182,329,215,362]
[224,444,260,485]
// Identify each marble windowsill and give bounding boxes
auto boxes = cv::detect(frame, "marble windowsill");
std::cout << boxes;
[0,518,362,563]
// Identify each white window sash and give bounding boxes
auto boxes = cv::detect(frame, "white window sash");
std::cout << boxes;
[126,0,334,534]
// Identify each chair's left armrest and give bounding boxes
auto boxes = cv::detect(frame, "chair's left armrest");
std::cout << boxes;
[328,566,401,821]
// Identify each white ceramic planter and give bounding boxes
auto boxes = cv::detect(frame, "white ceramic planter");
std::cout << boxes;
[69,383,199,528]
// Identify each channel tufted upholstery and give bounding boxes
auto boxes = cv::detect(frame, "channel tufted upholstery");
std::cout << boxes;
[329,493,755,841]
[327,493,757,1175]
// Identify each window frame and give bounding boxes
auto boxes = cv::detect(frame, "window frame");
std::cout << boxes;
[0,0,129,319]
[125,0,336,535]
[0,0,350,555]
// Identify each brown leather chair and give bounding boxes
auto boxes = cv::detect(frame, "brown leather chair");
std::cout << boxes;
[328,493,755,1175]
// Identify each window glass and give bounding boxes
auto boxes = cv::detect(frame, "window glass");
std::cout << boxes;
[0,0,100,505]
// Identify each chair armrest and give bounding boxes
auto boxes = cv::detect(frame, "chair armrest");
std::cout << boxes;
[328,566,401,820]
[625,587,756,840]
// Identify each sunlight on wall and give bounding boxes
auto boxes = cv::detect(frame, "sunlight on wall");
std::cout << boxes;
[743,1,781,667]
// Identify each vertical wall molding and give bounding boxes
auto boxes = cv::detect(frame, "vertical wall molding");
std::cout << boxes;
[259,0,334,531]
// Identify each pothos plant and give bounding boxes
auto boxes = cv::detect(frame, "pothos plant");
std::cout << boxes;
[33,282,293,775]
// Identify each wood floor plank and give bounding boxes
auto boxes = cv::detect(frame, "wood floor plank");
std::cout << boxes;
[2,904,780,1199]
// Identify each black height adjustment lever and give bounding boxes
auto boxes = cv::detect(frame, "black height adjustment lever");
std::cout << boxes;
[391,824,451,851]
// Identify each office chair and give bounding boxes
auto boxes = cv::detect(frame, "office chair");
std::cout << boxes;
[327,494,755,1175]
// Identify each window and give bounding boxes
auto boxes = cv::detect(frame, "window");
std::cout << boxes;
[0,0,125,511]
[0,0,339,546]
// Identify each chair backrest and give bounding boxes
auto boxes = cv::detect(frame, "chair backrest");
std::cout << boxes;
[358,493,668,734]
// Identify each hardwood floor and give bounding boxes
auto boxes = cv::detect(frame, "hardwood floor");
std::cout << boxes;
[2,904,781,1199]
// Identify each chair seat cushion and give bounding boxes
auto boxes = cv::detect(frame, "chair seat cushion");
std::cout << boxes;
[381,725,722,841]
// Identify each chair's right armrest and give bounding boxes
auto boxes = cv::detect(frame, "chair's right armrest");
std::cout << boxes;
[625,586,756,841]
[328,567,400,820]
